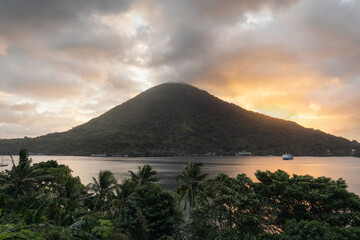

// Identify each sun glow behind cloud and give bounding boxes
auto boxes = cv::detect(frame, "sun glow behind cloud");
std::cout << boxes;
[198,50,358,140]
[0,0,359,142]
[241,8,273,30]
[93,11,148,37]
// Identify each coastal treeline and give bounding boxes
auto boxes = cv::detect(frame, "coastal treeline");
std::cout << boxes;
[1,150,360,239]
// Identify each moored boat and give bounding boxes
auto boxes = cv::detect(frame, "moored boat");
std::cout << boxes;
[282,153,294,160]
[0,156,8,167]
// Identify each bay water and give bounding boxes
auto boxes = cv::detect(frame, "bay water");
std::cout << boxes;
[1,155,360,195]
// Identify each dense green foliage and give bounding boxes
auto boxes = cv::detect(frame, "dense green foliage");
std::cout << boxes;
[0,150,182,239]
[176,162,209,211]
[87,170,117,211]
[0,83,358,156]
[129,164,159,186]
[1,149,360,239]
[188,173,262,240]
[187,170,360,240]
[120,184,182,239]
[277,220,360,240]
[254,170,360,230]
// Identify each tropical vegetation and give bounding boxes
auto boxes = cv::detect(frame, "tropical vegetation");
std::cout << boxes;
[176,162,208,211]
[1,149,360,239]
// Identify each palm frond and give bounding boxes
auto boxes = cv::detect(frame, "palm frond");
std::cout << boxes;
[32,199,51,223]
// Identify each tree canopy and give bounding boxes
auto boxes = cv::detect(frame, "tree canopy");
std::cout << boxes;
[1,149,360,239]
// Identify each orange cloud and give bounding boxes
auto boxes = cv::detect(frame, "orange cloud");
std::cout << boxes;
[189,45,360,141]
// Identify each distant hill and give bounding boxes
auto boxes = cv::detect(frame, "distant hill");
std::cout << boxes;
[0,82,359,156]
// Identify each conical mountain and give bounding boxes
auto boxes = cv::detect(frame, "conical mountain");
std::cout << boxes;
[0,82,358,156]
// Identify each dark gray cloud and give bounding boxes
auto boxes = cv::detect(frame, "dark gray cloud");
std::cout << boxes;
[298,0,360,80]
[0,0,359,141]
[158,0,298,25]
[139,0,360,140]
[145,0,299,68]
[144,0,360,86]
[0,0,132,32]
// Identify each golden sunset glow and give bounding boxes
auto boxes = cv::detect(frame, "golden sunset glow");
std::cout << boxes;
[0,0,359,142]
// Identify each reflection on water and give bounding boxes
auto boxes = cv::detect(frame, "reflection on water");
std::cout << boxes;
[1,155,360,195]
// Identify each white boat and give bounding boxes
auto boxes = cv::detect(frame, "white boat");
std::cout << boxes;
[282,153,294,160]
[0,156,8,167]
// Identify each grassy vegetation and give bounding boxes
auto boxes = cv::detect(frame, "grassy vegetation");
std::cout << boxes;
[0,83,358,156]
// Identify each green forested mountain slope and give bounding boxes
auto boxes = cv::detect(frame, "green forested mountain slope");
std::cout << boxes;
[0,82,358,156]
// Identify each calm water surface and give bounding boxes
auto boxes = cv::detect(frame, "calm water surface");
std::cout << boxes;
[1,156,360,195]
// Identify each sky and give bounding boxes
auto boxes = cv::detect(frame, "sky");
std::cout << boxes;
[0,0,360,141]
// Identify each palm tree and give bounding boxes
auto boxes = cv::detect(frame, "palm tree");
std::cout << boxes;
[112,178,136,219]
[87,170,117,210]
[129,165,159,186]
[49,177,90,225]
[0,149,42,198]
[176,162,208,211]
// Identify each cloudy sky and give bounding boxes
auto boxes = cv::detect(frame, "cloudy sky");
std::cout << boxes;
[0,0,360,141]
